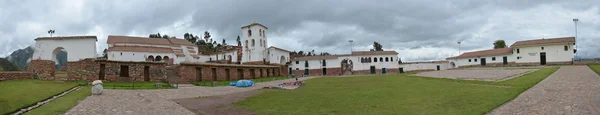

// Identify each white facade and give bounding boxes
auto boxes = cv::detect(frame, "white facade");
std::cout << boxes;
[32,37,97,62]
[267,47,291,65]
[400,62,449,71]
[448,38,575,68]
[107,51,175,62]
[289,53,400,71]
[241,23,269,63]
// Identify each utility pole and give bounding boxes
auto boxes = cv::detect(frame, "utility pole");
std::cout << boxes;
[573,18,578,59]
[348,40,354,53]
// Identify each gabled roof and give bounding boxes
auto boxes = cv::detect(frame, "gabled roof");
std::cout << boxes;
[107,46,173,53]
[292,55,340,61]
[511,37,575,47]
[351,51,398,56]
[447,48,512,59]
[35,36,97,41]
[107,36,172,45]
[268,46,290,52]
[241,23,268,29]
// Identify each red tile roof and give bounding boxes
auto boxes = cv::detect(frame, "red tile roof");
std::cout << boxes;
[241,22,268,29]
[511,37,575,47]
[107,46,173,53]
[293,55,340,61]
[107,36,172,45]
[351,51,398,56]
[447,48,512,59]
[269,46,291,52]
[35,36,97,41]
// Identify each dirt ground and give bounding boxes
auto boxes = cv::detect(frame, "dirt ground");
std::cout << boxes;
[174,90,263,115]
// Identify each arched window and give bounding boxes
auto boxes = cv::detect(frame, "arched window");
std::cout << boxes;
[259,39,262,46]
[374,57,378,62]
[163,56,170,64]
[147,55,154,62]
[361,57,364,63]
[155,55,162,62]
[380,57,383,62]
[263,30,266,37]
[368,57,372,63]
[228,55,232,61]
[390,57,393,61]
[385,57,389,62]
[252,39,255,46]
[248,30,252,37]
[245,40,248,47]
[259,29,262,36]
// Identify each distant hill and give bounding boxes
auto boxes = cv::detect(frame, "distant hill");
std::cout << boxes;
[5,46,67,70]
[0,58,20,71]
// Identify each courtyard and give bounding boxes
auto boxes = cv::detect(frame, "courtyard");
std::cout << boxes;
[3,66,600,114]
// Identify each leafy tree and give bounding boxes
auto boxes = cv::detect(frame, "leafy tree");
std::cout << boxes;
[373,42,383,51]
[311,50,315,56]
[102,49,107,58]
[184,33,199,44]
[493,40,507,49]
[203,31,211,42]
[236,36,241,46]
[307,52,312,56]
[298,51,305,56]
[196,40,206,45]
[149,33,162,38]
[222,39,227,46]
[47,30,55,37]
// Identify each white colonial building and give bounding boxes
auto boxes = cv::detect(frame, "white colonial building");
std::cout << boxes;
[447,37,576,68]
[106,22,290,65]
[289,51,400,75]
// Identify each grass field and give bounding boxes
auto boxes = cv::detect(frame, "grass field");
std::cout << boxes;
[235,67,558,115]
[103,82,173,89]
[589,65,600,75]
[0,80,79,114]
[192,76,291,87]
[25,86,91,115]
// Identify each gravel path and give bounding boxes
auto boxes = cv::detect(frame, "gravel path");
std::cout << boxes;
[65,77,315,115]
[416,69,537,81]
[488,66,600,115]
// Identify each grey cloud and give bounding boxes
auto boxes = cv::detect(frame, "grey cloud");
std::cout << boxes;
[1,0,600,61]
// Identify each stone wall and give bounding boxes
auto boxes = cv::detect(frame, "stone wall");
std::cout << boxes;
[28,60,55,80]
[0,72,32,81]
[176,63,285,82]
[66,59,167,82]
[574,61,600,65]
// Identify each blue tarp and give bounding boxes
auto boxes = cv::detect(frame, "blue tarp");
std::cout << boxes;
[229,82,237,86]
[236,80,254,87]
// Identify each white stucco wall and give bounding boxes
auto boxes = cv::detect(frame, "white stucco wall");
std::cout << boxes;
[32,38,97,62]
[108,51,175,62]
[290,54,399,71]
[449,54,513,67]
[513,44,574,63]
[241,25,268,63]
[400,62,449,71]
[268,48,290,65]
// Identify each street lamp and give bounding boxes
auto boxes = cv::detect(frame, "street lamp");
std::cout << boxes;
[457,41,461,55]
[349,40,354,52]
[573,18,578,59]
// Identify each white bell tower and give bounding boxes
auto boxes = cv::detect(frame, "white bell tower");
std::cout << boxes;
[241,22,269,64]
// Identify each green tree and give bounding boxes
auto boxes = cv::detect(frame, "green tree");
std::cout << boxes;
[203,31,211,42]
[47,30,55,37]
[493,40,507,49]
[373,42,383,51]
[102,49,107,58]
[222,39,227,46]
[236,36,241,46]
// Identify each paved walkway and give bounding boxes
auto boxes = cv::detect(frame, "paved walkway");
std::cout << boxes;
[488,66,600,115]
[65,77,316,115]
[416,69,537,81]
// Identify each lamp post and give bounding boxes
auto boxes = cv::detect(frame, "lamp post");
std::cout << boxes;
[573,18,578,59]
[457,41,461,55]
[349,40,354,52]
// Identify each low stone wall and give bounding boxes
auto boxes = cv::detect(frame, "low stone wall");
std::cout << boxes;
[0,72,32,81]
[574,61,600,65]
[176,63,286,82]
[28,60,55,80]
[67,59,167,82]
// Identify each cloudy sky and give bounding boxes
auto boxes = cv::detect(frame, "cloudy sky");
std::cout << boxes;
[1,0,599,61]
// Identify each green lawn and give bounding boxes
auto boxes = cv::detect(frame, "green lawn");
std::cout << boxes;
[25,86,91,115]
[103,82,173,90]
[193,76,291,87]
[0,80,79,114]
[55,73,68,77]
[235,67,559,115]
[589,65,600,75]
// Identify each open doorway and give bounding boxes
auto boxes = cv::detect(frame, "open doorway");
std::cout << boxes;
[144,66,150,81]
[540,52,546,65]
